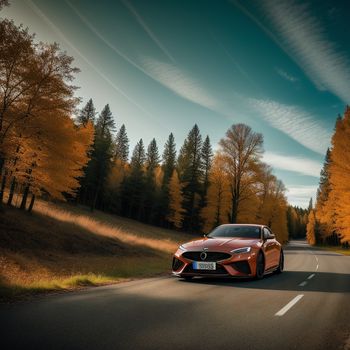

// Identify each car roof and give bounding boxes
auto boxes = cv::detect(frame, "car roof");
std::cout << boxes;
[219,224,265,228]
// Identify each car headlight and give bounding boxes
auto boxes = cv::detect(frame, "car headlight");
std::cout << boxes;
[179,245,187,251]
[231,246,252,254]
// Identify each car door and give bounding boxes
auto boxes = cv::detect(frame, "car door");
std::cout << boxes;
[266,228,280,267]
[263,228,274,269]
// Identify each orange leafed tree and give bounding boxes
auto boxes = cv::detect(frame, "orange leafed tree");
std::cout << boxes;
[201,155,231,232]
[167,170,185,229]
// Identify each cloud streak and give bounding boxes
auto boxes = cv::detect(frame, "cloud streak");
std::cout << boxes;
[286,185,318,208]
[28,0,154,118]
[249,98,331,154]
[263,152,321,177]
[140,56,219,110]
[66,1,221,113]
[261,0,350,103]
[275,68,298,83]
[121,0,176,63]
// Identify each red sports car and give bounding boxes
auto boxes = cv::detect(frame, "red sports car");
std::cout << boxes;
[172,224,284,279]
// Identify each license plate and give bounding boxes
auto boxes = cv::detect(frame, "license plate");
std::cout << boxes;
[192,261,216,270]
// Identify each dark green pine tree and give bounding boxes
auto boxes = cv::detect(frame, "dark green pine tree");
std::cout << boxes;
[77,98,96,126]
[316,148,331,206]
[96,104,116,136]
[199,135,213,226]
[201,135,213,196]
[144,138,160,223]
[158,133,177,226]
[177,124,203,231]
[114,124,129,163]
[86,104,116,211]
[162,133,176,186]
[122,139,146,219]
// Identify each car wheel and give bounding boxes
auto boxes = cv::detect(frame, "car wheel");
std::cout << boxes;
[274,250,284,274]
[255,252,265,279]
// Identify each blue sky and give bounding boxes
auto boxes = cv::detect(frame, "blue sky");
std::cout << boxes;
[3,0,350,207]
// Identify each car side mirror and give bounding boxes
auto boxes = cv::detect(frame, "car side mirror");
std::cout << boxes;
[269,234,275,239]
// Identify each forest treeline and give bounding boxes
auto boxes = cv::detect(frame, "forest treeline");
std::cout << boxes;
[75,102,289,242]
[307,107,350,246]
[287,205,308,239]
[0,7,290,241]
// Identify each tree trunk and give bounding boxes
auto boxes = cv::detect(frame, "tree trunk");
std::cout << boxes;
[28,193,35,212]
[20,185,30,210]
[0,173,6,203]
[90,180,101,212]
[7,177,16,206]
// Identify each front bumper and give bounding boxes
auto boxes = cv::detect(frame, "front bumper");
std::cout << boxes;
[172,250,257,278]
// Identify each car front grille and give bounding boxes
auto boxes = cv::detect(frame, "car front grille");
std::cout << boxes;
[172,257,185,271]
[231,261,251,275]
[182,251,231,262]
[183,264,229,275]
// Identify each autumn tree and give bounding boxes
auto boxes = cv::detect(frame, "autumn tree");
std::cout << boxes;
[306,210,316,245]
[167,170,185,229]
[219,123,263,223]
[314,148,333,243]
[326,107,350,243]
[201,155,231,232]
[0,20,91,209]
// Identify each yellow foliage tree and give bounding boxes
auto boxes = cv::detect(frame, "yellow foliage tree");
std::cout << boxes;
[327,107,350,243]
[167,170,185,229]
[201,155,231,232]
[306,210,316,245]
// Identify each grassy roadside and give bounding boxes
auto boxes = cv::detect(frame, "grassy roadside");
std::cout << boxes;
[0,201,194,301]
[315,245,350,256]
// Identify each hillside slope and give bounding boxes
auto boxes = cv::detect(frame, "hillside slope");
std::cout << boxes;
[0,201,193,300]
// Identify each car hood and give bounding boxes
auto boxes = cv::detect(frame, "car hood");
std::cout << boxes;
[181,237,261,251]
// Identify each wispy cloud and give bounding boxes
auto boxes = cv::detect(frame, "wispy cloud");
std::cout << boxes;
[263,152,321,177]
[140,56,219,110]
[121,0,176,63]
[66,1,220,113]
[29,0,153,118]
[275,68,298,83]
[286,185,318,208]
[248,98,331,154]
[261,1,350,103]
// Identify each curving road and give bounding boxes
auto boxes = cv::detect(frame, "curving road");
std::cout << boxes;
[1,241,350,350]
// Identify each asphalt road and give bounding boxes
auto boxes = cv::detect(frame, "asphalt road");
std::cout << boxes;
[1,240,350,350]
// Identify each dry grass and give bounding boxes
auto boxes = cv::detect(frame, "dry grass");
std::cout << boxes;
[0,201,194,301]
[316,245,350,256]
[34,200,191,254]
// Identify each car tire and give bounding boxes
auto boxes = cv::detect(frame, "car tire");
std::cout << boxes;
[255,252,265,279]
[274,250,284,274]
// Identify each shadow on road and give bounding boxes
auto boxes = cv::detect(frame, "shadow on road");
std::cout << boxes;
[179,271,350,294]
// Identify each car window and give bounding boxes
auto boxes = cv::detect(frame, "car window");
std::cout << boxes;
[264,228,274,239]
[208,225,261,239]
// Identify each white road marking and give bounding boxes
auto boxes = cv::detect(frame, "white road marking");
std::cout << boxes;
[299,281,308,287]
[316,264,319,270]
[307,273,315,280]
[315,256,319,262]
[275,294,304,317]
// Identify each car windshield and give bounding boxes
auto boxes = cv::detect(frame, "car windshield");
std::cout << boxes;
[208,225,261,239]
